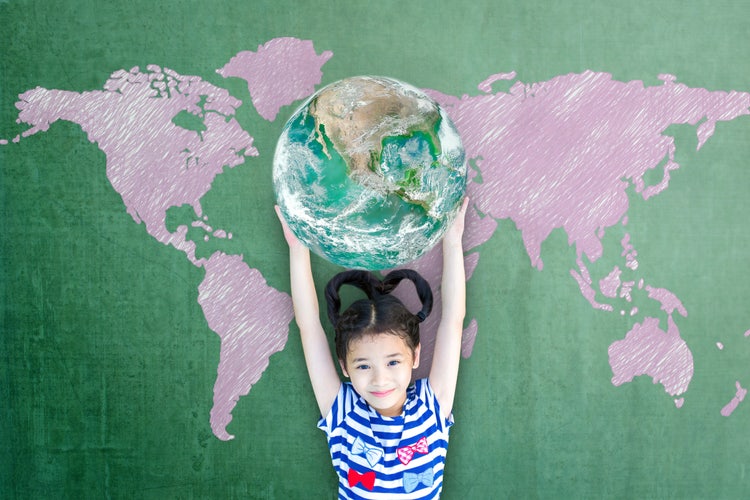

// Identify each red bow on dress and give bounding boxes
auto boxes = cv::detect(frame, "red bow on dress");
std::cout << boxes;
[397,436,429,465]
[348,468,376,490]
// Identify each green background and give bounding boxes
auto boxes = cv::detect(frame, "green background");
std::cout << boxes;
[2,0,749,498]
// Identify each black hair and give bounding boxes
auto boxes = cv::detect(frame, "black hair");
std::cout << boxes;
[324,269,433,365]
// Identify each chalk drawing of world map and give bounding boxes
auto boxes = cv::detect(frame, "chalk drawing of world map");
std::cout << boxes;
[2,37,749,440]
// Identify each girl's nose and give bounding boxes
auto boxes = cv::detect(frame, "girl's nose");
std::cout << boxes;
[372,367,387,385]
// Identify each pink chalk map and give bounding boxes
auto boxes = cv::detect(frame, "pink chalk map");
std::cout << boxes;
[218,37,333,121]
[3,37,749,439]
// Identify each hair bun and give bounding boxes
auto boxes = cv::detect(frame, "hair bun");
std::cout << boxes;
[324,269,434,327]
[380,269,433,323]
[324,270,379,326]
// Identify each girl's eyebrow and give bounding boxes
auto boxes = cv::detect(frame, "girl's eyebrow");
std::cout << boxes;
[351,353,403,363]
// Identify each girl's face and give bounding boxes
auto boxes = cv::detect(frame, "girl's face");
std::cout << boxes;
[340,333,420,417]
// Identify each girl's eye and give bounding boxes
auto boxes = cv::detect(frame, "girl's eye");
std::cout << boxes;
[356,364,370,370]
[388,360,400,367]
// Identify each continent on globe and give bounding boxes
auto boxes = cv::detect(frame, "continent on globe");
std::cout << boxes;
[273,75,467,270]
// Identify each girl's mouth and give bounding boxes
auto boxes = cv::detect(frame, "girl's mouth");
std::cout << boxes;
[370,389,395,398]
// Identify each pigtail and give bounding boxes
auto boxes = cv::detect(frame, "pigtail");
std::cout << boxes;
[324,270,380,327]
[380,269,433,323]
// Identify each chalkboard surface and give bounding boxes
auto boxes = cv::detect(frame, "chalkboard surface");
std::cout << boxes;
[2,1,749,498]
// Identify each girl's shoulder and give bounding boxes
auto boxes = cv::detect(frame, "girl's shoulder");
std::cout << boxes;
[411,378,453,431]
[318,382,363,432]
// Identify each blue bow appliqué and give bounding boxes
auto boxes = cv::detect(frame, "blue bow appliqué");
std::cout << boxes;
[403,467,434,493]
[352,436,384,467]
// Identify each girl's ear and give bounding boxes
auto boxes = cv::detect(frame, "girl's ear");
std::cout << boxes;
[339,358,350,378]
[412,343,421,369]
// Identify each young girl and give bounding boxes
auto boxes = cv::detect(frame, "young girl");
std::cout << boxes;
[276,198,468,499]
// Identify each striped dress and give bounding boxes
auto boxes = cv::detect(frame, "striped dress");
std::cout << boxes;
[318,379,453,499]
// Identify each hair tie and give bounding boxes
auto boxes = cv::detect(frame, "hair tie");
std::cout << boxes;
[416,311,427,323]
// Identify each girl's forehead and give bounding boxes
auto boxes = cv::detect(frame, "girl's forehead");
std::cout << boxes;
[347,332,412,354]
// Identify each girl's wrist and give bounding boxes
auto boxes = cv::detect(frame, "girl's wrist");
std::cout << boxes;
[442,236,463,251]
[289,243,310,259]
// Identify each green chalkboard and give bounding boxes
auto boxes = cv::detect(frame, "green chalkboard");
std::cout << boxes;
[2,1,749,498]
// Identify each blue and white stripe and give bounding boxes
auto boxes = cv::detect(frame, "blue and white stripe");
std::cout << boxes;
[318,379,453,499]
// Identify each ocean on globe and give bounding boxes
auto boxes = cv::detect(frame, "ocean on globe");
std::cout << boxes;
[273,75,467,270]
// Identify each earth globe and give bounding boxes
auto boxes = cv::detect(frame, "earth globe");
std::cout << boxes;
[273,75,467,270]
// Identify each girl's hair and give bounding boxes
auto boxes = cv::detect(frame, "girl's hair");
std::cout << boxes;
[324,269,433,364]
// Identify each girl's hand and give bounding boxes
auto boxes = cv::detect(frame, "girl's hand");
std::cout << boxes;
[443,197,469,247]
[275,205,306,251]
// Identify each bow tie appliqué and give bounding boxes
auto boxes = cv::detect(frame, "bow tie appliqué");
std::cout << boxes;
[396,436,429,465]
[348,468,376,491]
[352,436,384,467]
[403,467,434,493]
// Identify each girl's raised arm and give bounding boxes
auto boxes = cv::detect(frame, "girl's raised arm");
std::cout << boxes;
[428,197,468,420]
[276,207,341,417]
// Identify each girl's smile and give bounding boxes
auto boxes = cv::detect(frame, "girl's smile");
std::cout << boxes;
[370,389,395,398]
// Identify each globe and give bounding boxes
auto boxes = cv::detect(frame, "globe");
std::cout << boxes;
[273,75,467,270]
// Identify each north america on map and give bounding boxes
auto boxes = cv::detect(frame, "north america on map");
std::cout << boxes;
[2,37,748,440]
